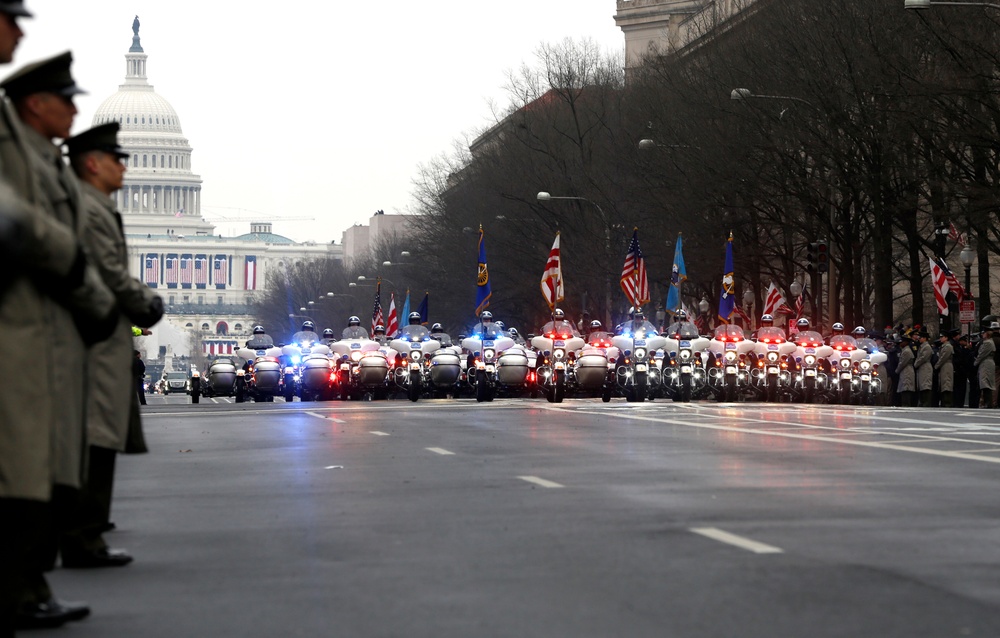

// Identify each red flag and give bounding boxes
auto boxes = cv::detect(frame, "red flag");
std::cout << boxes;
[930,257,964,315]
[386,293,398,337]
[761,282,786,316]
[948,222,966,247]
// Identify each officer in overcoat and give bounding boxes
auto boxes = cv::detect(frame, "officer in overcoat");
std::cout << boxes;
[895,332,916,407]
[1,49,117,622]
[0,15,114,633]
[913,328,934,407]
[975,322,997,408]
[934,329,956,407]
[61,123,163,566]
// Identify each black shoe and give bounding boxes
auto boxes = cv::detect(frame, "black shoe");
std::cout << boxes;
[100,521,117,533]
[15,598,90,629]
[62,547,134,568]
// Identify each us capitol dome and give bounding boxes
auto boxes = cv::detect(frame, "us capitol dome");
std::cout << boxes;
[99,18,341,370]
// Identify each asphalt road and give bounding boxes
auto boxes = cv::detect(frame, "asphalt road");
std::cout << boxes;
[34,396,1000,637]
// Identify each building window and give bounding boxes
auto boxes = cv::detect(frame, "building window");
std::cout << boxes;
[168,296,175,305]
[185,323,193,328]
[216,322,229,336]
[197,295,204,305]
[168,156,172,168]
[234,324,243,332]
[132,155,138,167]
[201,323,209,331]
[217,295,223,305]
[182,296,189,303]
[143,155,147,167]
[152,155,156,168]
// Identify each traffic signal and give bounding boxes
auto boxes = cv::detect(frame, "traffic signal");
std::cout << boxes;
[806,242,817,272]
[816,240,829,273]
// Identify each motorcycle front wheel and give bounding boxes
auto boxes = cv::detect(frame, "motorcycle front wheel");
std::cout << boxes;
[408,372,421,403]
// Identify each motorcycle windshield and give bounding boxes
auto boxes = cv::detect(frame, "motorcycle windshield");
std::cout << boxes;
[756,327,787,343]
[399,326,430,341]
[587,331,615,346]
[668,322,700,339]
[431,334,453,346]
[291,331,319,345]
[828,335,858,350]
[855,338,879,353]
[246,336,274,349]
[342,327,369,339]
[713,324,745,341]
[795,331,825,347]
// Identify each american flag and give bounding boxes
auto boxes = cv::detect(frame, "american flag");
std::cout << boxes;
[164,256,178,287]
[385,292,398,337]
[794,284,810,321]
[732,304,752,325]
[371,278,383,335]
[213,256,228,289]
[930,257,964,315]
[948,222,967,247]
[144,255,158,287]
[620,229,650,309]
[761,282,787,316]
[194,256,207,287]
[540,232,563,310]
[179,256,193,287]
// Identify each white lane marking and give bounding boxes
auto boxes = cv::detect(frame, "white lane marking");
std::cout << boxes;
[426,447,455,456]
[370,431,390,436]
[305,412,346,423]
[518,475,564,488]
[691,527,784,554]
[211,398,221,404]
[556,407,1000,464]
[324,465,344,469]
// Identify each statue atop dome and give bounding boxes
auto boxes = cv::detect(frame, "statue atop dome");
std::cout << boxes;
[130,15,143,53]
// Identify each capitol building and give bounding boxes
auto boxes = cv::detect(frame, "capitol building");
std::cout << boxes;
[91,21,342,366]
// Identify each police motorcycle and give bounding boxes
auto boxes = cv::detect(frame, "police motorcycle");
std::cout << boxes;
[851,327,887,404]
[613,309,666,402]
[329,317,385,400]
[199,356,241,399]
[390,313,442,402]
[422,323,464,397]
[749,316,797,403]
[234,325,283,402]
[825,325,867,405]
[790,319,834,403]
[707,323,755,402]
[574,321,620,402]
[662,312,711,403]
[280,321,335,402]
[531,309,585,403]
[462,312,516,402]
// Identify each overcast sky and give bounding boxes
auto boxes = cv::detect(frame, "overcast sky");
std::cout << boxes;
[16,1,624,243]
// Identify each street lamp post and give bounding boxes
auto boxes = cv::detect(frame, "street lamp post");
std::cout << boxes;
[743,287,754,331]
[698,296,710,334]
[960,243,976,335]
[537,191,612,327]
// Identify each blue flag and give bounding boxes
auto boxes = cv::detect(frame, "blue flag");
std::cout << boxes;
[475,226,491,315]
[665,233,686,313]
[417,292,429,324]
[400,290,410,325]
[718,233,735,323]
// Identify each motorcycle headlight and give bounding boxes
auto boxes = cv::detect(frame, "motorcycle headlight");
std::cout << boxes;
[766,352,779,363]
[554,349,565,360]
[350,351,363,362]
[484,348,495,361]
[679,349,691,361]
[804,354,816,366]
[291,355,301,364]
[634,348,646,360]
[410,351,421,361]
[840,358,851,369]
[724,351,736,362]
[860,360,871,371]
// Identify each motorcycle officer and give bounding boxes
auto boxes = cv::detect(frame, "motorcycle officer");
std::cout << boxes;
[826,322,846,344]
[541,308,580,337]
[622,308,657,335]
[750,313,779,341]
[507,327,525,346]
[664,309,697,339]
[371,325,389,345]
[399,312,429,339]
[245,325,274,349]
[321,328,336,347]
[475,311,503,338]
[291,320,320,345]
[342,315,369,340]
[429,322,453,347]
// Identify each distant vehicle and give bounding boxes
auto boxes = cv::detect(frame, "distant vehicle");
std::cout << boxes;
[163,371,188,395]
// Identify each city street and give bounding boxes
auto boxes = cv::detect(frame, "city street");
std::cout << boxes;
[36,397,1000,637]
